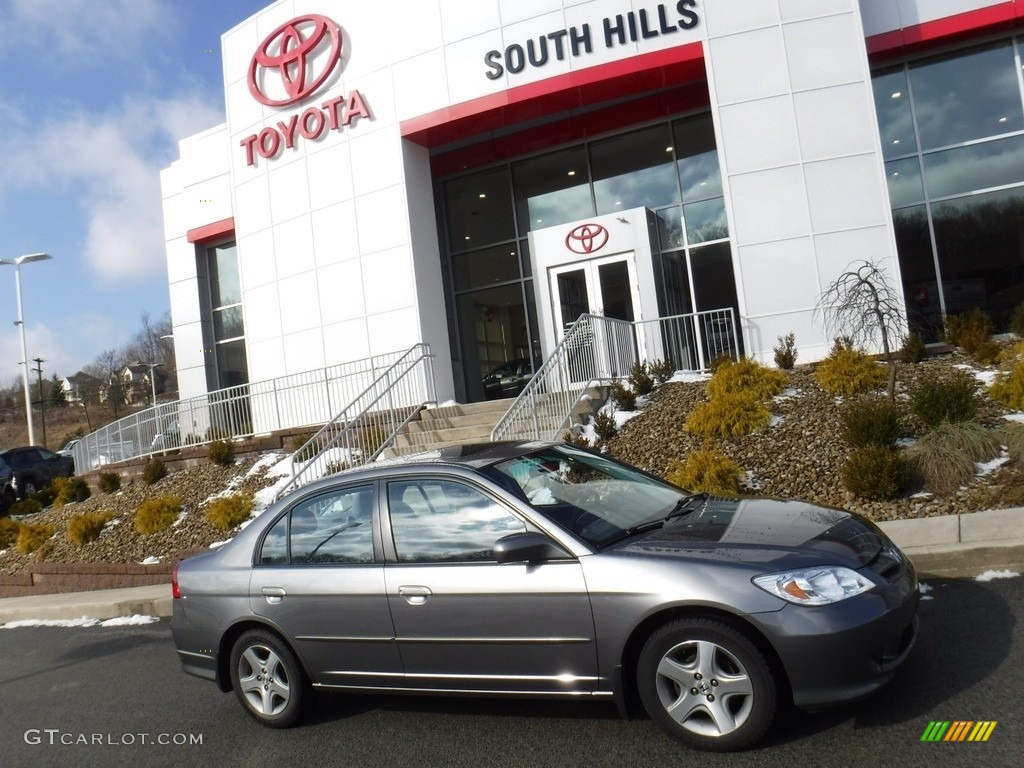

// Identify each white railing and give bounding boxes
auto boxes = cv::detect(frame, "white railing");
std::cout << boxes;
[491,308,739,442]
[490,315,637,443]
[275,344,436,498]
[72,345,434,472]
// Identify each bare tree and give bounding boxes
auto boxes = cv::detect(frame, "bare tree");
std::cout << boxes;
[818,260,907,403]
[93,349,128,418]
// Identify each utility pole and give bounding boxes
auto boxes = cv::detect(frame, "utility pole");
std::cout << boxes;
[32,357,46,448]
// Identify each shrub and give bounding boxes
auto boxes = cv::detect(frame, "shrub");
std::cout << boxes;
[666,450,741,496]
[143,458,168,486]
[990,361,1024,411]
[135,496,182,535]
[208,439,235,467]
[52,477,91,508]
[290,432,316,462]
[31,485,57,508]
[707,358,787,401]
[831,336,854,354]
[944,308,999,364]
[899,331,926,364]
[773,332,797,370]
[648,359,675,384]
[7,498,42,516]
[562,429,590,447]
[16,522,54,554]
[0,518,20,549]
[841,445,907,500]
[67,512,111,546]
[1002,423,1024,463]
[904,422,1000,495]
[204,494,254,531]
[1012,302,1024,338]
[912,371,978,426]
[814,347,887,397]
[709,354,733,373]
[686,391,771,440]
[840,398,902,449]
[609,381,637,411]
[919,421,1000,463]
[325,459,350,475]
[98,472,121,494]
[592,410,618,447]
[628,361,655,397]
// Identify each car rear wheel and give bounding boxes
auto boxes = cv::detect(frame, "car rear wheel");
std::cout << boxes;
[229,630,307,728]
[637,617,777,752]
[20,478,38,498]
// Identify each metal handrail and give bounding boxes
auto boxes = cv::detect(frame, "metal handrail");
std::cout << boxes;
[490,314,637,443]
[72,345,434,473]
[275,344,436,498]
[491,307,739,442]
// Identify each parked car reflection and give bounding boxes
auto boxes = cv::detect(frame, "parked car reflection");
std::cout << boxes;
[482,358,533,399]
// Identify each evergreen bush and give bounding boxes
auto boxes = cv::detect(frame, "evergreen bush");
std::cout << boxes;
[135,496,181,535]
[666,450,741,496]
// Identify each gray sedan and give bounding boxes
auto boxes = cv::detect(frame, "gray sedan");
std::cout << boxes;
[171,441,918,751]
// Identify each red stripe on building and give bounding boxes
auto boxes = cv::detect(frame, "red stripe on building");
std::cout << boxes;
[187,217,235,244]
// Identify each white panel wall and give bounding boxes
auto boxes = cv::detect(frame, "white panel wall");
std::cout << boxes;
[704,0,903,363]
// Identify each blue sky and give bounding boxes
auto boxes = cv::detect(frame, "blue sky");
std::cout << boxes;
[0,0,270,385]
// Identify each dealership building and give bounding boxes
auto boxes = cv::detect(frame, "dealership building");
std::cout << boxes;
[161,0,1024,407]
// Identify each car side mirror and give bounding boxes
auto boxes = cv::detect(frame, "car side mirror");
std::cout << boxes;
[493,532,571,564]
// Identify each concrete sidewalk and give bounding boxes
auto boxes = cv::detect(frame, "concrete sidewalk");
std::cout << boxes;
[0,507,1021,625]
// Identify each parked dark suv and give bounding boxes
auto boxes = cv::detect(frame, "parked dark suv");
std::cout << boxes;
[0,456,15,513]
[0,446,74,499]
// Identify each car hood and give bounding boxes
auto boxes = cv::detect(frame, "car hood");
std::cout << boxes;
[613,496,888,571]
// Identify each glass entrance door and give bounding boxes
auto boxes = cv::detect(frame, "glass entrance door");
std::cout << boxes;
[549,254,640,336]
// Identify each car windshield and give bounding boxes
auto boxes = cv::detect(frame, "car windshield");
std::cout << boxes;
[483,444,686,548]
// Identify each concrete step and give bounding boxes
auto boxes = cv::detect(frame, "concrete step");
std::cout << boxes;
[419,398,515,421]
[406,410,509,432]
[396,423,494,447]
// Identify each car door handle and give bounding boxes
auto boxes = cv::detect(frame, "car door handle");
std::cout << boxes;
[398,585,432,605]
[262,586,286,604]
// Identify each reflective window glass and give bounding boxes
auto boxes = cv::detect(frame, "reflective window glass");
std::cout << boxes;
[872,69,918,159]
[891,205,940,337]
[445,167,515,253]
[451,243,521,291]
[209,243,241,307]
[213,305,245,341]
[657,207,684,250]
[290,485,374,564]
[259,515,288,565]
[674,115,723,201]
[592,124,678,214]
[885,157,925,207]
[690,243,742,359]
[923,134,1024,199]
[457,283,531,402]
[387,480,526,563]
[216,339,249,388]
[933,186,1024,326]
[512,147,594,232]
[684,198,728,244]
[909,42,1024,150]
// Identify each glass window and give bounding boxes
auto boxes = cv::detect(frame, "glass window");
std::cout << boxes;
[216,339,249,389]
[872,69,918,159]
[674,115,723,201]
[259,515,288,565]
[933,186,1024,326]
[512,147,594,232]
[213,305,245,340]
[885,157,925,207]
[387,480,526,563]
[445,167,515,253]
[592,124,678,214]
[657,207,684,250]
[690,243,742,359]
[891,205,941,337]
[451,243,521,292]
[683,198,728,244]
[289,485,374,564]
[909,42,1024,150]
[457,283,532,402]
[209,243,241,307]
[922,134,1024,199]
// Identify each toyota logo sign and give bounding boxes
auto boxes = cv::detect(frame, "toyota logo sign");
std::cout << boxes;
[565,224,610,254]
[248,15,343,107]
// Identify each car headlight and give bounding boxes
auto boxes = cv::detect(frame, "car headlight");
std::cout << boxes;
[753,566,874,606]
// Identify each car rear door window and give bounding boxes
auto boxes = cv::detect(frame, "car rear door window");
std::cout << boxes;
[258,485,375,565]
[387,479,526,563]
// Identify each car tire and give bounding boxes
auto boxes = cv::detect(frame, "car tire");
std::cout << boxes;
[20,478,38,498]
[229,629,308,728]
[637,617,777,752]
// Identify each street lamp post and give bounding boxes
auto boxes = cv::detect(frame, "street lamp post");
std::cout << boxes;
[143,362,164,406]
[0,253,52,446]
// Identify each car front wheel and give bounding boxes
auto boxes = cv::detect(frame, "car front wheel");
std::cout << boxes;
[19,478,38,498]
[229,630,307,728]
[637,617,777,752]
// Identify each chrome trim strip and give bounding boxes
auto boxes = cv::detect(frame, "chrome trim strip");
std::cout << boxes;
[393,636,592,644]
[322,670,599,682]
[177,649,215,660]
[294,635,395,642]
[313,683,609,697]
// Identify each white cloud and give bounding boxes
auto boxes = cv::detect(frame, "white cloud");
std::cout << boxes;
[0,0,176,64]
[0,321,83,385]
[0,93,224,283]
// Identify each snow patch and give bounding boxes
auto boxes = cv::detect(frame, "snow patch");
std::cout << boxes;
[668,371,710,384]
[954,363,997,387]
[896,437,917,448]
[1004,413,1024,423]
[741,471,764,491]
[769,415,783,427]
[99,615,160,627]
[139,556,161,565]
[773,387,801,402]
[975,456,1009,476]
[1,615,161,629]
[975,569,1020,582]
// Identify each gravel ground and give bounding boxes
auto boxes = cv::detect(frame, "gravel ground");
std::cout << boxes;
[1,351,1021,576]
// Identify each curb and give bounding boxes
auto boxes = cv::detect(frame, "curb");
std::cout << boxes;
[0,584,172,625]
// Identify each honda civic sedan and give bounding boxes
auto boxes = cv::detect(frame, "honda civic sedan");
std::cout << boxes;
[170,441,918,751]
